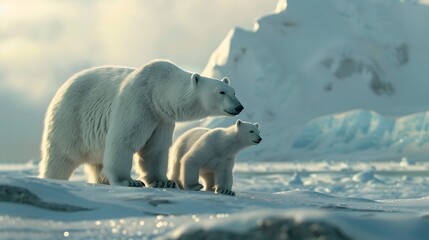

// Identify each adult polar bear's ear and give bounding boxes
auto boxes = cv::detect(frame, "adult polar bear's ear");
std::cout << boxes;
[255,123,260,129]
[236,119,242,127]
[222,77,230,85]
[191,73,200,87]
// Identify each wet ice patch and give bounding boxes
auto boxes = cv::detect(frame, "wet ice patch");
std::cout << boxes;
[352,168,382,183]
[288,173,304,186]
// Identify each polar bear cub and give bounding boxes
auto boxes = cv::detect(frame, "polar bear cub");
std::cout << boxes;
[168,120,262,196]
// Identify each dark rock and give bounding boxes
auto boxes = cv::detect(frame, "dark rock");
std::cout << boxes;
[0,185,89,212]
[173,217,352,240]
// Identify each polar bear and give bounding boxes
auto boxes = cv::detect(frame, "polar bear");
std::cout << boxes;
[39,60,244,187]
[168,120,262,196]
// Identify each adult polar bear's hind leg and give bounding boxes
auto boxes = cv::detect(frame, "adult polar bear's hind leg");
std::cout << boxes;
[39,153,79,180]
[39,67,133,182]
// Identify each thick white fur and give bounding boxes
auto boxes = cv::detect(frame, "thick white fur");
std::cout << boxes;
[39,60,243,187]
[168,120,261,194]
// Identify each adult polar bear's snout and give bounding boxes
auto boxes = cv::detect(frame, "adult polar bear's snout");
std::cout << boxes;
[192,73,244,117]
[219,76,244,116]
[223,96,243,116]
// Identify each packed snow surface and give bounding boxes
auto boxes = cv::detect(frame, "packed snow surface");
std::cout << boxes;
[1,161,429,240]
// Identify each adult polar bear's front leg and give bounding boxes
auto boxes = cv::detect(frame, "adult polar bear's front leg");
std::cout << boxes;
[102,113,157,187]
[102,139,147,187]
[136,122,177,188]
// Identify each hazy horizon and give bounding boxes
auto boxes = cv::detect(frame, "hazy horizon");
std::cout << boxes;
[0,0,278,163]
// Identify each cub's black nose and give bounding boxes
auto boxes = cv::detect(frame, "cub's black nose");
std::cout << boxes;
[235,105,244,113]
[258,138,262,142]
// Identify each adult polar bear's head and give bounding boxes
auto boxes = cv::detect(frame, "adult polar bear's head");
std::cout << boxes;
[235,119,262,145]
[191,73,243,117]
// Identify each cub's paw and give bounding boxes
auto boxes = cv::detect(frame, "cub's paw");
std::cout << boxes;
[149,180,177,188]
[187,183,203,191]
[216,188,235,196]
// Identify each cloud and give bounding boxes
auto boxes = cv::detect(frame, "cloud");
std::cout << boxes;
[0,90,45,163]
[1,0,278,105]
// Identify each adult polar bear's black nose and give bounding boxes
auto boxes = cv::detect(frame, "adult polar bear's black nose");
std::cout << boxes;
[235,105,244,113]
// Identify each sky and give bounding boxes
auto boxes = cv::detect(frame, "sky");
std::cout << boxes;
[0,0,278,163]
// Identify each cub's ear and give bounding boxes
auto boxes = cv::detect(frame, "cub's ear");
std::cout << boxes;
[236,119,242,127]
[191,73,200,86]
[222,77,230,85]
[255,123,260,129]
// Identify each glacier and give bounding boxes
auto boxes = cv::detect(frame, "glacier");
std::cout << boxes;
[290,109,429,157]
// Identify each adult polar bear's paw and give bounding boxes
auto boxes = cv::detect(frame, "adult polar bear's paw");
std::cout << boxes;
[128,180,145,187]
[216,188,236,196]
[149,180,178,188]
[111,179,145,187]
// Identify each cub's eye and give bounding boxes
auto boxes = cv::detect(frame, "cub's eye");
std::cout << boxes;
[250,130,254,133]
[220,91,225,95]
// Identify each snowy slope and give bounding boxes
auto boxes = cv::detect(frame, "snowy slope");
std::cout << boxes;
[176,0,429,162]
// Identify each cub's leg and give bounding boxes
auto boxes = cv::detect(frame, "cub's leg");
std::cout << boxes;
[214,167,235,196]
[200,171,215,191]
[168,160,182,188]
[181,154,203,191]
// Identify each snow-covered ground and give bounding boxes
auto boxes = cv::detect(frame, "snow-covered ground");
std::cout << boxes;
[1,161,429,239]
[2,0,429,239]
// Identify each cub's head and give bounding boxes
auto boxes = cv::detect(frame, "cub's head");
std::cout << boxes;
[235,119,262,145]
[191,73,243,117]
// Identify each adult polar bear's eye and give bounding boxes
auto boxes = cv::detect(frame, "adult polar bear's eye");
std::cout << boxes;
[250,130,254,133]
[219,91,225,95]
